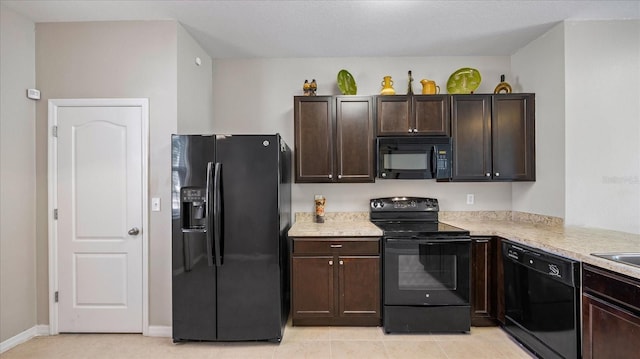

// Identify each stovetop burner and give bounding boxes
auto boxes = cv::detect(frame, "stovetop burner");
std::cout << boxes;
[370,197,469,238]
[373,221,468,236]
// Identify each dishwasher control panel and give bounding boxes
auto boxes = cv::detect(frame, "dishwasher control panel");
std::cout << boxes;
[502,240,579,287]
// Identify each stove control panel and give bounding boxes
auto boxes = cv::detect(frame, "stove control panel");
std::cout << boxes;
[370,197,439,212]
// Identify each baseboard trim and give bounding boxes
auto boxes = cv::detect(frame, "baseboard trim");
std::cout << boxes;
[0,324,49,354]
[147,325,171,337]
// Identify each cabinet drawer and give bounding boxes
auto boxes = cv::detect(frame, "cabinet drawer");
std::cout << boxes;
[583,264,640,312]
[292,238,380,255]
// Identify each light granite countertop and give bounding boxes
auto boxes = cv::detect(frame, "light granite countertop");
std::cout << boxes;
[443,217,640,280]
[288,211,640,279]
[288,212,383,237]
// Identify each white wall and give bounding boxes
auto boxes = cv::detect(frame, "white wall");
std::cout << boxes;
[211,56,515,214]
[0,5,37,343]
[177,24,214,134]
[35,21,180,326]
[511,23,566,218]
[564,20,640,234]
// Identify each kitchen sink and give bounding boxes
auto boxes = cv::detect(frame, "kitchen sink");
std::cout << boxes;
[591,253,640,268]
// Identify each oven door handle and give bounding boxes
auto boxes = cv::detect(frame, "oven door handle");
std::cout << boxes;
[386,238,471,245]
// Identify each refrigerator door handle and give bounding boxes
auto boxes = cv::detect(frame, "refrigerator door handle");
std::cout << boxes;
[205,162,214,267]
[213,162,223,266]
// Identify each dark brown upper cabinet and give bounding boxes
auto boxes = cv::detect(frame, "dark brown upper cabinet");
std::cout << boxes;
[294,96,375,183]
[451,94,535,181]
[376,95,450,136]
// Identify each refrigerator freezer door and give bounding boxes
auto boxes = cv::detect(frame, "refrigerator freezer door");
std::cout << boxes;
[215,135,285,341]
[171,135,217,341]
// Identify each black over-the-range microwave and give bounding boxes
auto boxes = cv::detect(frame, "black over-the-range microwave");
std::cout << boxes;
[377,136,452,180]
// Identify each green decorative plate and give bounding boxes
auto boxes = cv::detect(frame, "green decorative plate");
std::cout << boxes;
[446,67,481,94]
[337,69,357,95]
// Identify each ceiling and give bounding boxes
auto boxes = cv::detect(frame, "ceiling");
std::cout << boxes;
[2,0,639,59]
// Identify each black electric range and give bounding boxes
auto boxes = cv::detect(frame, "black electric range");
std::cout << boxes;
[370,197,471,333]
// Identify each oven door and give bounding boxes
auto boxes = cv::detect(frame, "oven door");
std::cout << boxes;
[384,237,470,305]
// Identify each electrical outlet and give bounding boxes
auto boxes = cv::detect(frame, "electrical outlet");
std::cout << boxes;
[466,194,475,205]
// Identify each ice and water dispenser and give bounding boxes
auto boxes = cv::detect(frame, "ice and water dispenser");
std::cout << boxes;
[181,187,206,230]
[180,187,206,271]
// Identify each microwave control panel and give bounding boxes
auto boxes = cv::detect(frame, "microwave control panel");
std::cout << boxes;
[437,150,449,170]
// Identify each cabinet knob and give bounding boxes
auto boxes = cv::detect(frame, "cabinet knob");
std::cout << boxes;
[407,129,412,133]
[339,260,344,265]
[413,128,418,133]
[328,174,332,179]
[495,172,500,177]
[329,260,333,266]
[338,174,342,179]
[330,244,343,248]
[485,173,491,177]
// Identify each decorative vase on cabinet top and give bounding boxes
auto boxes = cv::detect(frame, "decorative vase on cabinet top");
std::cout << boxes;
[380,76,396,95]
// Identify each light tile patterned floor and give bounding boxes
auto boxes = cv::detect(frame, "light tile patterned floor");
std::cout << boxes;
[1,324,534,359]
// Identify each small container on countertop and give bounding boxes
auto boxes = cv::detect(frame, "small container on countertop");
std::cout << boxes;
[314,195,326,223]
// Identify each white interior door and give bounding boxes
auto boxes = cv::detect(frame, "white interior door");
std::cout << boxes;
[52,100,146,333]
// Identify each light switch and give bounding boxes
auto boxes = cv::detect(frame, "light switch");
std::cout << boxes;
[151,197,161,212]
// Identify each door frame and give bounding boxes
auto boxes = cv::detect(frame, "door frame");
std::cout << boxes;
[47,98,149,335]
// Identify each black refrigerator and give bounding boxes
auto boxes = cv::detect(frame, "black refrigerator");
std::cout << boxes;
[171,134,291,342]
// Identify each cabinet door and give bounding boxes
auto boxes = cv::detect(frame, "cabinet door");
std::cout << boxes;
[338,256,381,319]
[451,95,492,181]
[582,293,640,359]
[376,96,411,136]
[336,96,375,182]
[471,237,496,326]
[292,256,335,319]
[413,95,450,136]
[294,96,334,182]
[492,94,535,181]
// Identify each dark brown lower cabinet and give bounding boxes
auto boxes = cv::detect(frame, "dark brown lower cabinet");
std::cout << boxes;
[471,236,498,326]
[291,237,381,326]
[582,264,640,359]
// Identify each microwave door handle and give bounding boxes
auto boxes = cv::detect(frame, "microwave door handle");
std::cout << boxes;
[430,145,437,177]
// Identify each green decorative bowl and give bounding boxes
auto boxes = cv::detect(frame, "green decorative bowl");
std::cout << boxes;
[337,69,357,95]
[446,68,481,94]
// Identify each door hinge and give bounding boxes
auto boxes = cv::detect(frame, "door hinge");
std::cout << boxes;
[52,126,58,137]
[54,209,58,220]
[54,291,58,302]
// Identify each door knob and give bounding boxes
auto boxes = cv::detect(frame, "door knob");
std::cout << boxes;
[128,227,140,236]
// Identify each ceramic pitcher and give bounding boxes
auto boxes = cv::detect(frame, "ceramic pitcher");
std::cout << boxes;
[420,79,440,95]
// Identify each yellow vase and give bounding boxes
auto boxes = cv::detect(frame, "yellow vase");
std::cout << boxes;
[380,76,396,95]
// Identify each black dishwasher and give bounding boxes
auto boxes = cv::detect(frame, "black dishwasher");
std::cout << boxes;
[502,240,580,359]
